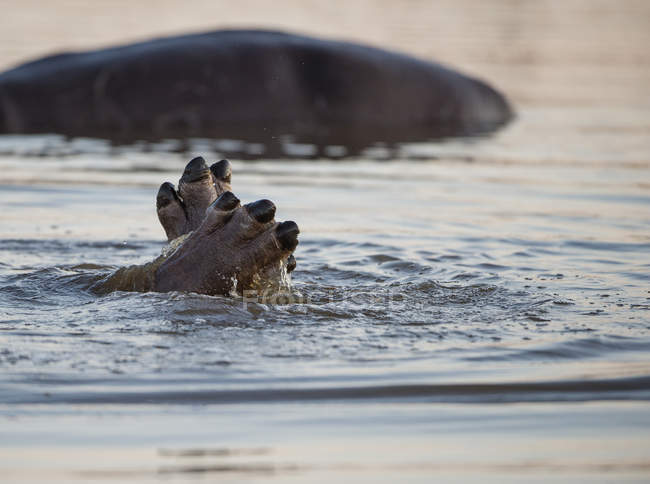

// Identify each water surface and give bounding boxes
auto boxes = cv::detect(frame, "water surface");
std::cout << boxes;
[1,0,650,482]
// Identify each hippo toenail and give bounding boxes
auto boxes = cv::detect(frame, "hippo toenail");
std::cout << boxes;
[156,182,179,209]
[182,156,211,182]
[245,199,276,224]
[211,159,232,183]
[276,221,299,251]
[212,191,240,211]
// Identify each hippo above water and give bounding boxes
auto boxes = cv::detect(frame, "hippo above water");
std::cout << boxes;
[0,30,512,157]
[97,156,298,296]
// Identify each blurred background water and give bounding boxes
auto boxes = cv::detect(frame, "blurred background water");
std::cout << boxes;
[0,1,649,482]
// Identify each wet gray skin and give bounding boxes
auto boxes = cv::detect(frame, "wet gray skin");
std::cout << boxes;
[99,157,298,296]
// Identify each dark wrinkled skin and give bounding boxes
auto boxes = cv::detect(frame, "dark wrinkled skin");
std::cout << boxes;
[0,30,513,157]
[98,157,298,296]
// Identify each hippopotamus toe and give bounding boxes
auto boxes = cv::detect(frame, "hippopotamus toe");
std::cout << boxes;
[211,159,233,195]
[211,159,232,185]
[210,190,240,212]
[200,191,241,231]
[156,182,187,241]
[177,158,218,230]
[245,199,276,224]
[275,221,300,252]
[181,156,212,183]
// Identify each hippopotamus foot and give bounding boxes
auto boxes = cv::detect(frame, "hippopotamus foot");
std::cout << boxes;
[97,157,298,296]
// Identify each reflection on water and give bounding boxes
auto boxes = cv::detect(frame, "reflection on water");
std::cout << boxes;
[0,0,649,481]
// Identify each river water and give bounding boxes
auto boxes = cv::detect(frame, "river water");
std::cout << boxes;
[1,1,649,482]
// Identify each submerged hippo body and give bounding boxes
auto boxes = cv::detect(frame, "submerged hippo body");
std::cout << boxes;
[0,30,512,156]
[0,30,512,152]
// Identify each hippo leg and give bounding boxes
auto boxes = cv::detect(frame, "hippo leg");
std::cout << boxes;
[98,157,298,296]
[154,156,296,290]
[154,191,299,295]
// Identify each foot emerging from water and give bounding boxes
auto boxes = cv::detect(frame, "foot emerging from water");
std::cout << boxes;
[99,157,298,296]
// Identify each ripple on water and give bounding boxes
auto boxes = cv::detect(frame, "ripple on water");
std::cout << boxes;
[464,335,650,362]
[0,224,649,403]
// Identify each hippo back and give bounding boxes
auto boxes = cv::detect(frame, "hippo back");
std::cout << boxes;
[0,30,513,153]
